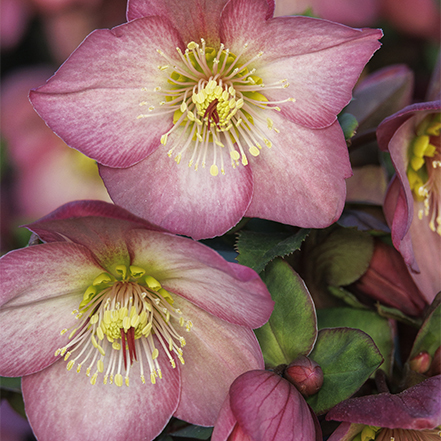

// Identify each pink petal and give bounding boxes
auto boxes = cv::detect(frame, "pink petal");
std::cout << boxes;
[326,375,441,430]
[125,229,274,328]
[22,355,180,441]
[408,202,441,303]
[229,370,317,441]
[30,16,184,168]
[99,144,254,240]
[383,176,417,270]
[220,4,382,128]
[327,422,364,441]
[212,395,238,441]
[172,297,264,426]
[127,0,232,46]
[26,200,164,270]
[0,243,103,376]
[245,117,351,228]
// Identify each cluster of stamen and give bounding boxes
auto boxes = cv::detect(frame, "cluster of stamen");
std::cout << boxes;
[55,265,192,387]
[407,113,441,235]
[353,425,441,441]
[137,39,294,176]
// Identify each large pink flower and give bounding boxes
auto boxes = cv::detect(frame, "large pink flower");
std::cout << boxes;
[30,0,382,239]
[377,101,441,302]
[0,200,273,441]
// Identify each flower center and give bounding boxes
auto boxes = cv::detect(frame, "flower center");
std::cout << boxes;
[352,425,441,441]
[55,265,192,387]
[407,113,441,235]
[138,39,294,176]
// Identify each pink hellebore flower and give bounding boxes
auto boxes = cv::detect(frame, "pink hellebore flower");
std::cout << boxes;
[211,370,319,441]
[377,101,441,303]
[326,375,441,441]
[0,200,273,441]
[30,0,382,239]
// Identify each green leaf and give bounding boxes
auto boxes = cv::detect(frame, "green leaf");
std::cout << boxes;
[255,259,317,367]
[409,292,441,359]
[0,376,21,392]
[317,308,394,376]
[310,227,374,287]
[327,286,370,309]
[171,425,213,439]
[307,328,383,414]
[235,229,309,273]
[338,113,359,140]
[376,303,422,328]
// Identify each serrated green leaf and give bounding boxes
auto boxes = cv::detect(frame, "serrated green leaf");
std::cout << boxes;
[255,259,317,367]
[317,308,394,376]
[235,229,309,273]
[307,328,383,414]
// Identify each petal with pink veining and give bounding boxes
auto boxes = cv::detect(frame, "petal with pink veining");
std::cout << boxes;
[26,200,164,269]
[99,144,254,240]
[172,297,264,426]
[125,229,274,328]
[22,355,180,441]
[326,375,441,429]
[229,370,316,441]
[30,16,184,168]
[245,117,351,228]
[127,0,233,46]
[0,242,102,376]
[220,1,382,128]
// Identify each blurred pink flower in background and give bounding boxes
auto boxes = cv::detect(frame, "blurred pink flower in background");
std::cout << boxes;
[1,67,111,222]
[274,0,440,40]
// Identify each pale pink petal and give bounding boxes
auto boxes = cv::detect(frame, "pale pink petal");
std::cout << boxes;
[326,375,441,430]
[22,356,180,441]
[125,229,274,328]
[230,370,316,441]
[0,242,103,376]
[409,201,441,302]
[220,2,382,128]
[245,117,351,228]
[127,0,229,46]
[26,200,163,269]
[173,297,264,426]
[383,176,417,270]
[212,395,237,441]
[0,242,102,307]
[0,292,81,377]
[99,144,254,240]
[30,16,184,168]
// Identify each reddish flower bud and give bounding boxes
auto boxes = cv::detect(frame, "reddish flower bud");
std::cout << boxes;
[427,346,441,376]
[409,351,432,374]
[283,355,324,397]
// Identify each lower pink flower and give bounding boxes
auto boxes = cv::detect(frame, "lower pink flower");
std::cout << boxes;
[0,200,274,441]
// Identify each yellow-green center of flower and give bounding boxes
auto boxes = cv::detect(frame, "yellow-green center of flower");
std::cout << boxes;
[55,264,192,387]
[351,425,441,441]
[137,39,294,176]
[407,113,441,235]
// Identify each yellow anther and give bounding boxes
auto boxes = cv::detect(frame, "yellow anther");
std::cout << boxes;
[210,164,219,176]
[130,266,145,278]
[76,364,82,373]
[125,376,130,387]
[161,134,168,145]
[249,146,260,157]
[115,374,123,387]
[115,265,127,279]
[66,360,74,371]
[90,373,98,385]
[97,360,104,373]
[152,348,159,359]
[413,135,430,158]
[150,373,156,384]
[64,351,71,361]
[141,375,146,384]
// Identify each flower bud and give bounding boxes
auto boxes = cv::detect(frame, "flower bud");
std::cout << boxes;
[283,355,323,397]
[409,351,432,374]
[427,346,441,376]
